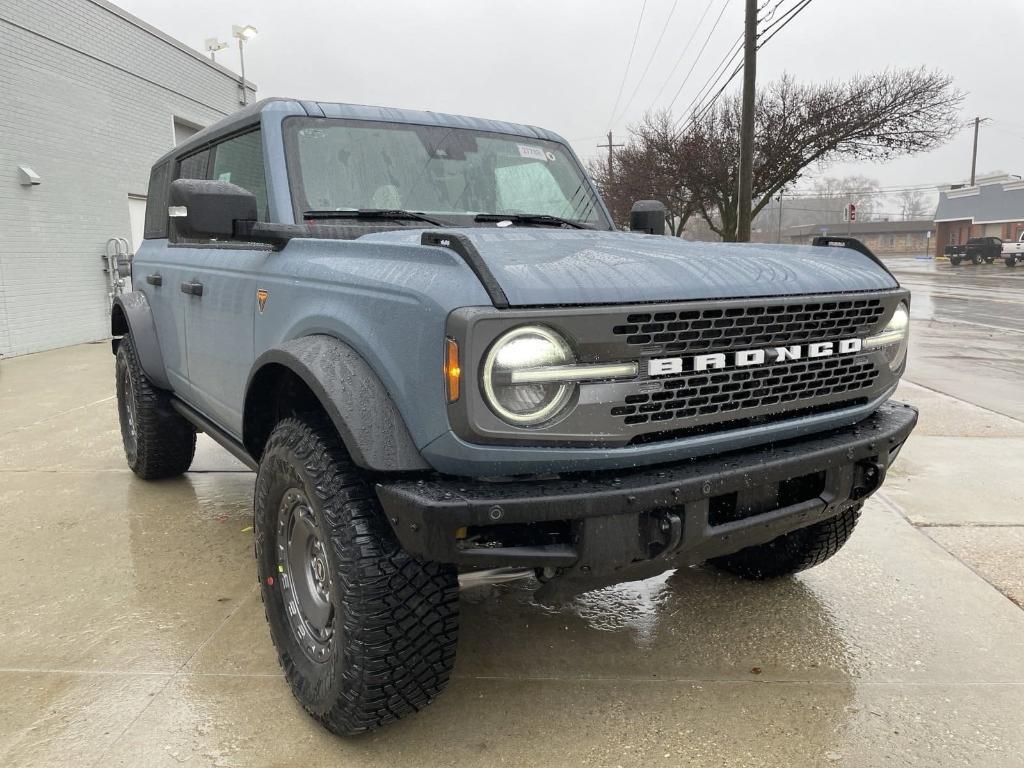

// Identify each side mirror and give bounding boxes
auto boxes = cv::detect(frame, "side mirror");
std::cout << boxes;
[169,179,257,240]
[629,200,667,235]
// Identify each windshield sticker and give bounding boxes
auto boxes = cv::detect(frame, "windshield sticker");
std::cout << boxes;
[517,144,549,162]
[217,171,232,182]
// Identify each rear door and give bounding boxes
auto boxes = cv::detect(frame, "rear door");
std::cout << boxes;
[179,128,272,435]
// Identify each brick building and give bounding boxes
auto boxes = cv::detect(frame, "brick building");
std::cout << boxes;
[0,0,254,357]
[933,174,1024,258]
[784,220,934,257]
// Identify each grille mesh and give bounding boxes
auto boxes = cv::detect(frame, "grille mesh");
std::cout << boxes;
[612,297,885,352]
[611,356,879,427]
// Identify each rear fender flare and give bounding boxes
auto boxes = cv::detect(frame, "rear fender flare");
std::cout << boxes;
[110,292,171,390]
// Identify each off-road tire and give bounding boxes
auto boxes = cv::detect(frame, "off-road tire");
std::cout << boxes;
[950,256,962,266]
[708,504,862,580]
[254,417,459,736]
[115,334,196,479]
[971,253,984,265]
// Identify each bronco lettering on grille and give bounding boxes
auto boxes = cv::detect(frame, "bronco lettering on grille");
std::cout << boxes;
[647,338,864,377]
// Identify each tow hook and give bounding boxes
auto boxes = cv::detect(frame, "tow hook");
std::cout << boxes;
[851,460,886,500]
[652,510,683,558]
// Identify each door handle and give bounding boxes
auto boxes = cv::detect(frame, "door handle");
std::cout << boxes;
[146,273,163,287]
[180,281,204,297]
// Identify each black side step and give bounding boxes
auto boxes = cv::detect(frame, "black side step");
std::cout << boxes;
[170,398,258,470]
[421,231,510,308]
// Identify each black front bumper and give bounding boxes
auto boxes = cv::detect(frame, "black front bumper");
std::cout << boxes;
[376,401,917,596]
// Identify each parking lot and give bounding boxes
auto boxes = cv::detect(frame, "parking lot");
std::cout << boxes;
[1,256,1023,767]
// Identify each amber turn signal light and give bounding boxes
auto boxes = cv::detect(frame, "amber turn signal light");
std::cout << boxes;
[444,337,461,403]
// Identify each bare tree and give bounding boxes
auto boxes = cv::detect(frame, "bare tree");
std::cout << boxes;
[600,69,963,241]
[892,188,933,220]
[588,111,696,236]
[812,175,882,220]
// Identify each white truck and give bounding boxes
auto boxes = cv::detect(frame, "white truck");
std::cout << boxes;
[1002,232,1024,266]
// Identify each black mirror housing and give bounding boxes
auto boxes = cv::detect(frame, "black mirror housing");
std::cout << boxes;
[629,200,667,235]
[169,179,258,240]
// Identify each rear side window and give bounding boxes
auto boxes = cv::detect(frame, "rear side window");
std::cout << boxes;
[211,130,268,220]
[143,160,171,239]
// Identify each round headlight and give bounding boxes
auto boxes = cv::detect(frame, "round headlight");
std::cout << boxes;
[481,326,575,426]
[864,302,910,371]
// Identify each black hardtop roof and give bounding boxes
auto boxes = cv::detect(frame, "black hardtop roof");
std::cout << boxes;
[154,97,568,167]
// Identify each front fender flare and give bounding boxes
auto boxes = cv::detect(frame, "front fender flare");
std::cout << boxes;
[110,292,171,390]
[246,335,429,472]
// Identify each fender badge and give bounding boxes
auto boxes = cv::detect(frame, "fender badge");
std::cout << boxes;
[256,288,269,313]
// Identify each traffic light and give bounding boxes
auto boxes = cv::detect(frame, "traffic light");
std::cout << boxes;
[849,203,857,222]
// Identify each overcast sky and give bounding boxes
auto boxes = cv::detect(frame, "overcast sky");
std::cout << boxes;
[118,0,1024,191]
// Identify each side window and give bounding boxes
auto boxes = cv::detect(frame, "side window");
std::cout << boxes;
[143,160,171,239]
[177,148,210,180]
[211,130,268,220]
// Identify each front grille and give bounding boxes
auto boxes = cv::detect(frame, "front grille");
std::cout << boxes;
[612,297,885,353]
[611,355,880,427]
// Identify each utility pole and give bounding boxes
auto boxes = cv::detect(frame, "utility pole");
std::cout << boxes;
[598,131,624,185]
[970,116,981,186]
[736,0,757,242]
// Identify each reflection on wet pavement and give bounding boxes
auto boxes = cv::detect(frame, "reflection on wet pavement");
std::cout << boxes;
[2,260,1024,766]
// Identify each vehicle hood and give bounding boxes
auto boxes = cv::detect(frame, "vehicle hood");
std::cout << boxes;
[360,229,899,307]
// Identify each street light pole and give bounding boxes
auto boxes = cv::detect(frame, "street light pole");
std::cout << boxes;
[238,37,246,104]
[231,25,258,105]
[776,191,784,244]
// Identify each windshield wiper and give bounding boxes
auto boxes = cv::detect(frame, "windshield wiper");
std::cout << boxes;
[474,213,591,229]
[304,209,448,226]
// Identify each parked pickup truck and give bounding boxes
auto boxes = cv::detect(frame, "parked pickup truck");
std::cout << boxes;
[110,98,917,735]
[1002,232,1024,266]
[944,236,1002,265]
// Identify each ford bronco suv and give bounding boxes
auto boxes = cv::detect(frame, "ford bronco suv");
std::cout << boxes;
[111,98,917,735]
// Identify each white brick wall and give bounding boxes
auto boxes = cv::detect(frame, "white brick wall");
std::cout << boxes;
[0,0,254,357]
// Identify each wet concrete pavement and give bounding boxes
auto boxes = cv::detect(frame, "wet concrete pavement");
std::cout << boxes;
[2,259,1023,766]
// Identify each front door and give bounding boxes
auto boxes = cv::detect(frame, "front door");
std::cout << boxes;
[177,128,271,435]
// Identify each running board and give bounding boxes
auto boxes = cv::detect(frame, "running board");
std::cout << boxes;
[170,398,258,470]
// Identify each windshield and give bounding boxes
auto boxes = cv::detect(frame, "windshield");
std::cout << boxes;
[284,117,609,228]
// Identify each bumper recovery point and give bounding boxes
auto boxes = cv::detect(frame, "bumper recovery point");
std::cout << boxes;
[375,401,917,602]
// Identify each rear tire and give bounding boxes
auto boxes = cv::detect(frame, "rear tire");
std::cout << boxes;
[1008,256,1018,267]
[254,417,459,736]
[115,334,196,479]
[971,253,983,265]
[708,504,862,579]
[950,256,962,266]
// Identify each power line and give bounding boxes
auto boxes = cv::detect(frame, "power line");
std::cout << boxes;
[606,0,649,131]
[679,0,816,133]
[610,0,681,128]
[757,0,814,47]
[664,0,733,112]
[645,0,717,110]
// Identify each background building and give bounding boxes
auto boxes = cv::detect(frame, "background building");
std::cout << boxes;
[933,174,1024,257]
[0,0,253,357]
[784,220,935,257]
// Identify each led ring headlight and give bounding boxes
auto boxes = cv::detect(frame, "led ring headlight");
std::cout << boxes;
[481,326,576,426]
[863,301,910,371]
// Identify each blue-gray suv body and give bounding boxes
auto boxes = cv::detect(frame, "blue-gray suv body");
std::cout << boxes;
[111,98,917,734]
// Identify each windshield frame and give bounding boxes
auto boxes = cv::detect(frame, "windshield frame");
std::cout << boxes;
[281,115,613,230]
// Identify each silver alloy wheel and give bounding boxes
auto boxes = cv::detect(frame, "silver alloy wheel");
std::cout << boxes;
[277,488,335,663]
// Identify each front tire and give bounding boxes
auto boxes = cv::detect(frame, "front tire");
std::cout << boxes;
[254,417,459,736]
[115,334,196,479]
[709,504,862,579]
